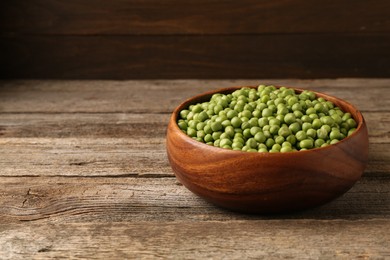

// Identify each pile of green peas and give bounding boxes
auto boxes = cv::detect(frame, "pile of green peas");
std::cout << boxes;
[177,85,357,153]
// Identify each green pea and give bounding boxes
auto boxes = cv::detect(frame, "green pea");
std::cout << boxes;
[275,136,285,145]
[232,142,243,149]
[314,139,325,148]
[296,130,307,141]
[225,126,235,138]
[220,138,232,147]
[258,117,269,128]
[178,121,187,130]
[280,146,293,153]
[316,128,328,140]
[265,138,275,148]
[286,135,297,145]
[212,131,222,141]
[272,143,281,151]
[329,130,341,140]
[348,128,356,136]
[262,108,273,117]
[306,129,317,139]
[250,126,262,136]
[187,128,197,137]
[310,118,321,129]
[243,128,252,138]
[204,134,213,143]
[246,138,258,149]
[321,116,334,126]
[221,120,231,128]
[302,122,312,132]
[299,139,314,149]
[346,118,357,128]
[211,121,222,132]
[254,132,266,143]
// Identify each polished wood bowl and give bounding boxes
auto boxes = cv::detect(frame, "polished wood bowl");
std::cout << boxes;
[166,86,369,213]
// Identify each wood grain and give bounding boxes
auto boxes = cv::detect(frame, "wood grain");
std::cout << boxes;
[0,79,389,258]
[2,34,390,79]
[2,0,389,35]
[1,176,389,223]
[1,220,389,259]
[0,79,389,113]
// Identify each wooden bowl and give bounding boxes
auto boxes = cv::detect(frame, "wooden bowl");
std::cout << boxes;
[166,86,369,213]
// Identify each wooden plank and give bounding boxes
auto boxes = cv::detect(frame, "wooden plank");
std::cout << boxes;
[1,220,389,259]
[0,138,387,177]
[1,0,389,35]
[0,176,389,223]
[0,112,388,143]
[1,34,390,79]
[0,80,389,113]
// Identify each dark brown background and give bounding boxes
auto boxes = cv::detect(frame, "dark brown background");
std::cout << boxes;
[1,0,390,79]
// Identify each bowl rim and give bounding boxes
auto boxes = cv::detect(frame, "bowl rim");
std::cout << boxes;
[169,85,366,155]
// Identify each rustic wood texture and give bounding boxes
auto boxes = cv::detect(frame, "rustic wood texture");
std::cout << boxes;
[0,79,389,258]
[2,34,390,79]
[1,1,390,78]
[2,0,390,35]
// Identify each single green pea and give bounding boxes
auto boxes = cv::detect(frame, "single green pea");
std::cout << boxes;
[330,139,339,145]
[258,147,268,153]
[225,126,235,138]
[232,142,244,149]
[178,121,187,130]
[314,138,325,148]
[248,117,259,127]
[295,130,307,141]
[348,128,356,136]
[342,113,352,121]
[286,135,297,145]
[220,138,232,147]
[299,139,314,149]
[250,126,262,136]
[272,143,281,151]
[302,122,312,132]
[246,138,258,149]
[321,116,334,126]
[212,131,222,141]
[241,121,251,130]
[261,108,272,117]
[230,116,241,128]
[280,146,292,153]
[226,109,238,119]
[258,117,269,128]
[211,121,222,132]
[283,113,296,125]
[346,118,357,128]
[265,138,275,148]
[197,130,206,140]
[270,125,280,135]
[221,119,231,128]
[187,128,197,137]
[331,114,342,125]
[196,122,206,131]
[321,124,331,133]
[180,110,190,119]
[203,124,212,134]
[316,128,328,140]
[204,134,213,143]
[301,115,312,123]
[243,128,252,138]
[312,118,322,129]
[306,129,317,139]
[233,136,245,144]
[254,132,266,143]
[278,126,291,137]
[274,136,285,145]
[329,130,341,140]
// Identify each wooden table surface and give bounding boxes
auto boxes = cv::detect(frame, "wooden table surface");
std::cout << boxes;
[0,79,389,259]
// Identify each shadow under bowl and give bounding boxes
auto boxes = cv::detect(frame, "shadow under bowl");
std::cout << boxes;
[166,86,369,213]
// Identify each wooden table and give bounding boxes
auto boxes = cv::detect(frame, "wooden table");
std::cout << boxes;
[0,79,389,259]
